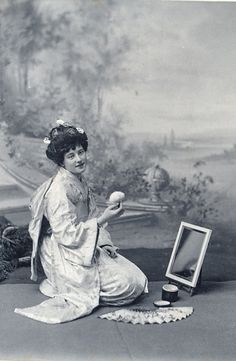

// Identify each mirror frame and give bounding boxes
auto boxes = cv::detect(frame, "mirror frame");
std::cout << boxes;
[165,221,212,288]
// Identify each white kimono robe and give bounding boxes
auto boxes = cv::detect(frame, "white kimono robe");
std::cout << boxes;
[15,167,148,323]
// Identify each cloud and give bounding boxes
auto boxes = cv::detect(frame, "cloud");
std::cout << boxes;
[108,1,236,135]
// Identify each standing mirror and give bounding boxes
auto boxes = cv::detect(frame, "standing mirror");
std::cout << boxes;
[165,222,212,294]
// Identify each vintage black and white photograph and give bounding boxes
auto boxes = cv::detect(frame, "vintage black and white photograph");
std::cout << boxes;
[0,0,235,360]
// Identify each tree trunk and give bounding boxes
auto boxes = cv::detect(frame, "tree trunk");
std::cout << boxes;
[23,61,29,96]
[17,64,23,95]
[97,85,103,122]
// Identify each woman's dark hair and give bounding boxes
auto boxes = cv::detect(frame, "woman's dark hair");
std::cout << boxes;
[46,124,88,166]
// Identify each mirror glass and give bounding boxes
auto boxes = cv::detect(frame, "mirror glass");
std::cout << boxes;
[171,228,205,281]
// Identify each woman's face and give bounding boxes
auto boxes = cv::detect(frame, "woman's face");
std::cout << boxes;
[63,145,87,175]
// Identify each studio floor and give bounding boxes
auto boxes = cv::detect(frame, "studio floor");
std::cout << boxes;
[0,280,235,361]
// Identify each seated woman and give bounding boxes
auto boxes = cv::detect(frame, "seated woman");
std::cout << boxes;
[15,120,148,324]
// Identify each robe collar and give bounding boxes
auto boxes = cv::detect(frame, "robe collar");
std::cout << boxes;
[58,166,88,201]
[58,166,86,184]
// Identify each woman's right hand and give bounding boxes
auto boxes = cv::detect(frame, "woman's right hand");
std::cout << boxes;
[97,203,124,226]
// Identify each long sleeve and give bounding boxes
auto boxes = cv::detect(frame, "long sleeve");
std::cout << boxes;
[45,183,99,267]
[87,188,114,248]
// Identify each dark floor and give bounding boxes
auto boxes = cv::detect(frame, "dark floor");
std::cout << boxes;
[2,246,235,285]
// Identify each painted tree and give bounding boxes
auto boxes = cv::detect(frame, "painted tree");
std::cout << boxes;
[2,0,43,96]
[1,0,73,135]
[57,1,129,123]
[1,0,157,199]
[47,1,131,175]
[1,1,129,136]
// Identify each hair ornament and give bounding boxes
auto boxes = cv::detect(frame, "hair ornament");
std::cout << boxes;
[56,119,65,126]
[56,119,84,134]
[43,137,51,144]
[76,127,84,134]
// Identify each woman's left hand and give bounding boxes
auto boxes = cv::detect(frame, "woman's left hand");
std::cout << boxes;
[102,245,118,258]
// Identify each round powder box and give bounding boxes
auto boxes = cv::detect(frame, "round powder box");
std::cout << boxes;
[162,284,179,302]
[153,299,171,308]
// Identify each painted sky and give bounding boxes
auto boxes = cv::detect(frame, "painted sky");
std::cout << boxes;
[31,0,236,137]
[105,1,236,136]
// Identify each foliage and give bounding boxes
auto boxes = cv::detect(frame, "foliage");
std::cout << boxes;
[1,0,59,135]
[3,85,67,137]
[1,0,130,137]
[167,162,218,223]
[1,0,44,96]
[0,0,165,200]
[87,134,164,200]
[0,224,32,282]
[0,0,136,197]
[89,159,149,200]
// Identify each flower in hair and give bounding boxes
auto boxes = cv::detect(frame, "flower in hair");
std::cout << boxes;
[56,119,65,126]
[76,127,84,134]
[43,137,51,144]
